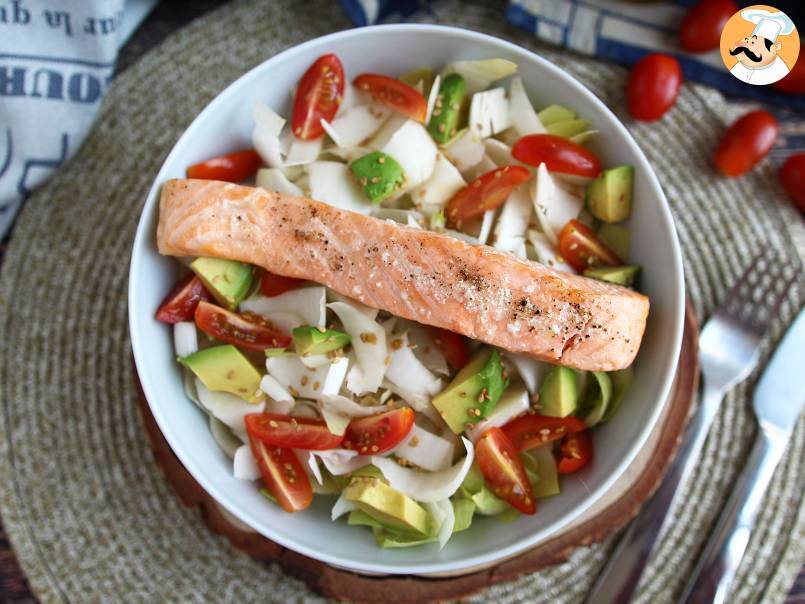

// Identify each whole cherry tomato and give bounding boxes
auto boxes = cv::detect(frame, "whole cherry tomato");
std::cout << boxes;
[780,154,805,213]
[679,0,737,53]
[772,45,805,94]
[714,110,778,177]
[291,54,345,140]
[626,54,683,122]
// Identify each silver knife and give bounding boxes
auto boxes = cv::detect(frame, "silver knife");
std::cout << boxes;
[679,308,805,603]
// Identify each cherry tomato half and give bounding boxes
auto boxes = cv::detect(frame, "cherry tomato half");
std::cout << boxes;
[475,427,536,515]
[714,110,778,178]
[186,149,262,182]
[343,407,414,455]
[557,430,593,474]
[245,413,343,450]
[291,54,345,140]
[679,0,737,53]
[248,434,313,512]
[512,135,601,178]
[260,269,306,297]
[772,45,805,94]
[502,414,587,451]
[558,219,622,272]
[155,274,211,324]
[427,326,469,371]
[446,166,531,226]
[626,54,683,122]
[353,74,427,122]
[194,301,291,351]
[780,154,805,213]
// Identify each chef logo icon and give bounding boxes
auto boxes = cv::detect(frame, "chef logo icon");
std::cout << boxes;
[720,5,799,86]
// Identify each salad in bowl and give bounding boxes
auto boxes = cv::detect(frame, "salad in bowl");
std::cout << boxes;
[152,51,650,551]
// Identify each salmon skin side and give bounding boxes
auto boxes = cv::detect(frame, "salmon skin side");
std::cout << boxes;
[157,179,649,371]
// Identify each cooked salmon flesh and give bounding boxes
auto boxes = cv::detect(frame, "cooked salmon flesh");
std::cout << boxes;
[157,179,649,371]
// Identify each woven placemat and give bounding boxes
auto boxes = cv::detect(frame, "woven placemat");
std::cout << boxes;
[0,0,803,602]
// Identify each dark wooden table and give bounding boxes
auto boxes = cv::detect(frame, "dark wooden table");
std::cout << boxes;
[0,2,802,602]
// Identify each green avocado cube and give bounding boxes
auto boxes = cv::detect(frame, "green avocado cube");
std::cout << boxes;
[586,165,635,223]
[538,366,577,418]
[584,265,641,287]
[350,151,405,203]
[344,477,431,536]
[432,348,509,434]
[427,73,466,144]
[537,104,576,126]
[597,224,630,259]
[180,345,264,403]
[189,257,253,310]
[292,325,351,356]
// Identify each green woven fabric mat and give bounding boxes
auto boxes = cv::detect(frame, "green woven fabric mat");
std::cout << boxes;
[0,0,803,602]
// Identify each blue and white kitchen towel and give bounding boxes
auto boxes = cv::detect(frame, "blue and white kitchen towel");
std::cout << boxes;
[0,0,155,238]
[341,0,804,112]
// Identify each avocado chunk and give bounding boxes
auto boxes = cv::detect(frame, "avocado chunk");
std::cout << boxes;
[181,345,264,403]
[537,104,576,126]
[399,67,434,91]
[597,223,630,259]
[344,477,431,536]
[576,371,613,427]
[538,366,577,418]
[586,165,634,223]
[525,447,560,498]
[292,325,351,356]
[546,119,591,139]
[584,265,640,287]
[427,73,466,144]
[189,257,253,310]
[432,348,509,434]
[601,366,634,423]
[350,151,406,203]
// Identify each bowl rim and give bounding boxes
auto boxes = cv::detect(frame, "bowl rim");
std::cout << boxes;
[128,22,685,575]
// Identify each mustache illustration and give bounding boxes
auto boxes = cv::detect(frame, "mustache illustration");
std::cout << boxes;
[730,45,763,62]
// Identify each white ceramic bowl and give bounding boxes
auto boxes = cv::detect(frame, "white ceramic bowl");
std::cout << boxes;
[129,24,685,575]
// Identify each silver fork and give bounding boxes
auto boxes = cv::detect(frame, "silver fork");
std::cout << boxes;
[585,248,800,604]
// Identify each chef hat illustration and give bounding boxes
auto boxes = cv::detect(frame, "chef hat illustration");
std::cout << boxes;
[741,8,795,43]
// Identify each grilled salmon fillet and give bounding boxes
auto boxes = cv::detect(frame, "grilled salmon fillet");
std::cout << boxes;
[157,179,649,371]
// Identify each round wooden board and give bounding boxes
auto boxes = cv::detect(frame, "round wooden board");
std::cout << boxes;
[135,303,698,604]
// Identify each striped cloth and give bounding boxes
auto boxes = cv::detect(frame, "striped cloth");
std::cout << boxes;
[339,0,805,161]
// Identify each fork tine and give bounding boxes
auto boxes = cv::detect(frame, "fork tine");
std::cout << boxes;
[713,250,800,337]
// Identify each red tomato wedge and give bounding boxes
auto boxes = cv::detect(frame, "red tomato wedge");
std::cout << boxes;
[155,274,211,324]
[343,407,414,455]
[260,269,306,297]
[353,74,427,122]
[245,413,343,450]
[186,149,262,182]
[714,110,778,178]
[248,435,313,512]
[679,0,736,53]
[427,326,469,371]
[502,415,587,451]
[291,54,345,140]
[476,427,536,515]
[557,430,593,474]
[194,301,291,351]
[446,166,531,226]
[780,154,805,213]
[626,54,682,122]
[512,135,601,178]
[558,219,622,272]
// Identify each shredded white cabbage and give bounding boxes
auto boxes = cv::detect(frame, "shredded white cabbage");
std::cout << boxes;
[443,59,518,94]
[527,229,575,273]
[508,76,545,136]
[259,374,293,403]
[331,490,359,520]
[385,331,442,398]
[316,449,370,476]
[173,322,198,358]
[367,114,407,149]
[295,449,324,485]
[371,437,474,502]
[233,444,260,480]
[402,321,449,376]
[209,416,244,458]
[532,163,584,244]
[307,161,369,213]
[284,137,323,167]
[493,182,532,254]
[483,138,515,166]
[394,423,455,471]
[299,354,331,368]
[241,286,326,329]
[462,154,497,181]
[469,87,511,138]
[265,355,347,399]
[329,301,387,395]
[195,378,264,431]
[321,103,391,148]
[256,168,304,196]
[252,101,285,168]
[444,130,485,173]
[508,352,551,394]
[425,74,441,125]
[409,152,466,212]
[381,120,438,190]
[467,384,530,441]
